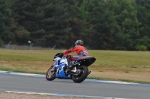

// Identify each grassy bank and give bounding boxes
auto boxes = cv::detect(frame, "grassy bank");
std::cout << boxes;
[0,48,150,83]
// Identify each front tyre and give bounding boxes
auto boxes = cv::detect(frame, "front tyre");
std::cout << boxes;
[72,66,88,83]
[46,65,56,81]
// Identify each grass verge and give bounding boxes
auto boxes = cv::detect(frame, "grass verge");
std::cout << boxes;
[0,48,150,84]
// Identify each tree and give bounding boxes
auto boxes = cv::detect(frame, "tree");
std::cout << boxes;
[86,0,118,49]
[0,0,11,46]
[135,0,150,50]
[113,0,140,50]
[8,0,150,50]
[11,0,89,48]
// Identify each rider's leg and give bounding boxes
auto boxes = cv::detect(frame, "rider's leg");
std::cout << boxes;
[67,57,73,69]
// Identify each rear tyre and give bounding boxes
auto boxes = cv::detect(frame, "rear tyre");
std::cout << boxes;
[72,66,88,83]
[46,65,56,81]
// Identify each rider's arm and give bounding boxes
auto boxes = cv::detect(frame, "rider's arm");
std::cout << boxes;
[63,47,77,55]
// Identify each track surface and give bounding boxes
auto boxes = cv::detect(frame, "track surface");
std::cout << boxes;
[0,73,150,99]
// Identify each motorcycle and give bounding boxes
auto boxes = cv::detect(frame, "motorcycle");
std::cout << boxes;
[46,53,96,83]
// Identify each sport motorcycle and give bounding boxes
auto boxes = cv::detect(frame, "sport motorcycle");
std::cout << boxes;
[46,53,96,83]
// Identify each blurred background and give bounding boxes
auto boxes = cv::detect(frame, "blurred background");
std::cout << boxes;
[0,0,150,51]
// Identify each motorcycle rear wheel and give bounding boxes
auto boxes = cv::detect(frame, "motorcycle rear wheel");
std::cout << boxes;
[72,66,88,83]
[46,65,56,81]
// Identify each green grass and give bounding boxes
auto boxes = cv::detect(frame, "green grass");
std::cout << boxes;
[0,48,150,83]
[1,49,150,66]
[0,67,15,71]
[91,50,150,67]
[0,49,55,61]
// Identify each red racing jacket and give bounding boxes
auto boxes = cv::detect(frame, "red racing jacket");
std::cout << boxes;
[63,45,88,56]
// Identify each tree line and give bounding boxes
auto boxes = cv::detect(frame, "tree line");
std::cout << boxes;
[0,0,150,50]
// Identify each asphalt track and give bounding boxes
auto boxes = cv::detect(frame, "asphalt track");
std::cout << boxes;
[0,71,150,99]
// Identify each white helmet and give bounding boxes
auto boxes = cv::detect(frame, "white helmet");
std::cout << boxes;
[75,40,84,46]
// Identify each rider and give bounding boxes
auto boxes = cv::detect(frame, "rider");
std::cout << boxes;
[63,40,88,69]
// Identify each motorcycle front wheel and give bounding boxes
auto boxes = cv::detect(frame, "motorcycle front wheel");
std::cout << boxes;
[72,66,88,83]
[46,65,56,81]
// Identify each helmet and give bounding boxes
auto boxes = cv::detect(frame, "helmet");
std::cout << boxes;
[75,40,84,46]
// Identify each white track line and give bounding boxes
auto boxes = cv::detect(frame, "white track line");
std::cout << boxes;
[3,90,128,99]
[0,70,139,85]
